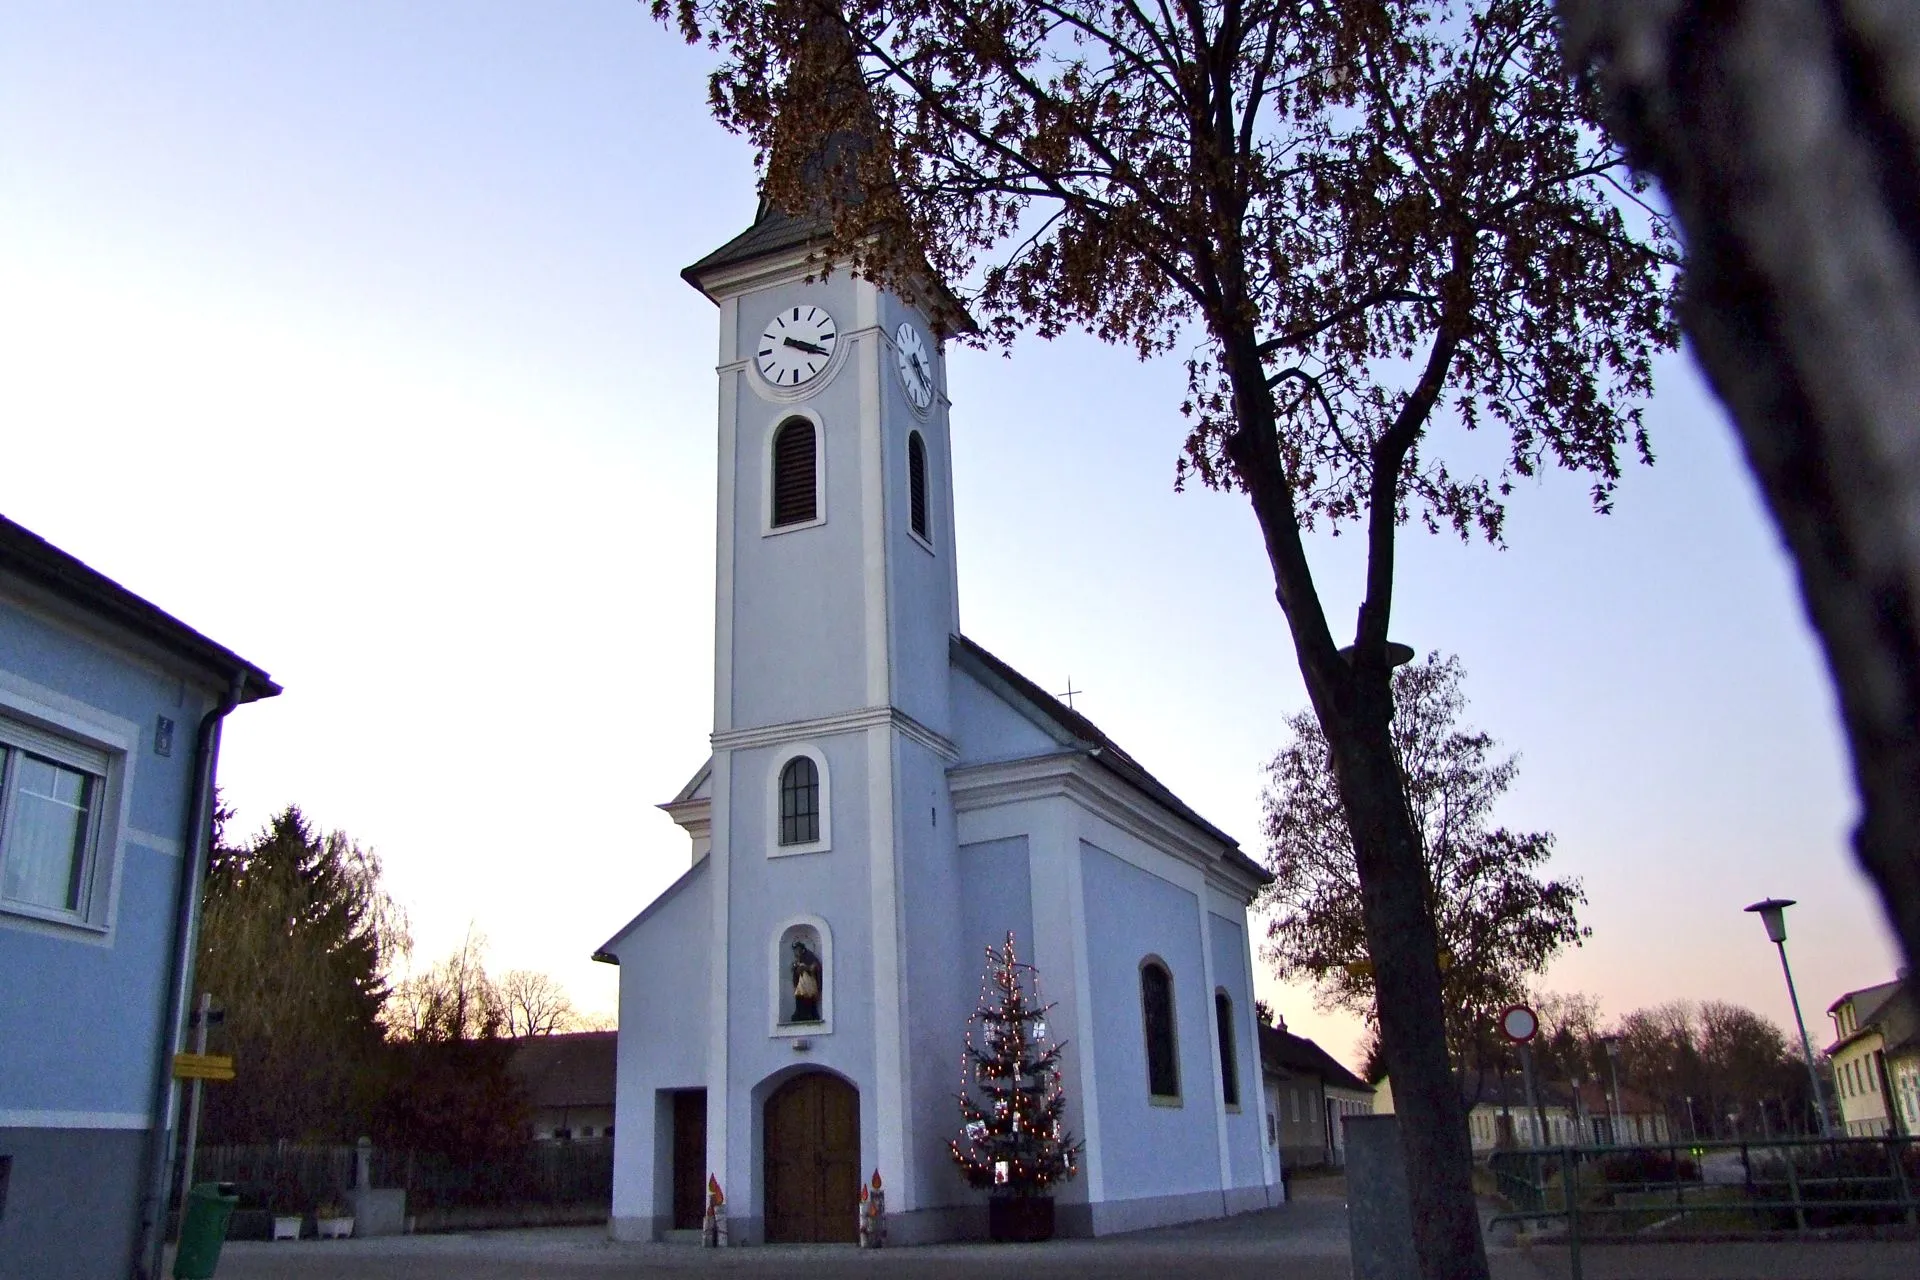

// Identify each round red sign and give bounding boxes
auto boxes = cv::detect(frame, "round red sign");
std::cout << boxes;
[1499,1005,1538,1043]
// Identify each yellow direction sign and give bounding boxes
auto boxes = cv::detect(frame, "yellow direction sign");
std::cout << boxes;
[172,1052,235,1082]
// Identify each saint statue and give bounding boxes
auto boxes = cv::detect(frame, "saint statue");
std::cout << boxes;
[790,939,823,1022]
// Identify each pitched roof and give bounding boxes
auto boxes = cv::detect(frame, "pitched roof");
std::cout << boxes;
[1827,978,1919,1056]
[1258,1023,1371,1094]
[506,1031,618,1110]
[951,634,1271,886]
[681,201,828,289]
[0,512,279,702]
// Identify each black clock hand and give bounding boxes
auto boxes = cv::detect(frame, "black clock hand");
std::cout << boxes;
[783,336,829,356]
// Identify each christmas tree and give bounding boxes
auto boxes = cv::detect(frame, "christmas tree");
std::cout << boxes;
[949,933,1082,1196]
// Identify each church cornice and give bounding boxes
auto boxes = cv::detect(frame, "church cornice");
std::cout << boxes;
[947,751,1269,901]
[711,704,958,761]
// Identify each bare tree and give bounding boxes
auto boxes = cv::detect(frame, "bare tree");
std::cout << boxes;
[500,969,580,1037]
[655,2,1674,1272]
[387,927,508,1043]
[1559,0,1920,985]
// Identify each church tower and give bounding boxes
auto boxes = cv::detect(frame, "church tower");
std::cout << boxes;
[675,168,970,1240]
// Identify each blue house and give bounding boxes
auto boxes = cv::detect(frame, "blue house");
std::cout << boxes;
[0,514,277,1279]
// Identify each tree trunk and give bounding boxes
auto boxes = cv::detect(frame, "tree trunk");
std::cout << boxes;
[1323,672,1491,1280]
[1225,324,1490,1280]
[1558,0,1920,986]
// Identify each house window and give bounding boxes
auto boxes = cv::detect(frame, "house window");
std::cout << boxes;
[778,756,819,846]
[1140,959,1179,1101]
[770,417,818,527]
[907,430,930,542]
[1,720,109,923]
[1214,990,1239,1107]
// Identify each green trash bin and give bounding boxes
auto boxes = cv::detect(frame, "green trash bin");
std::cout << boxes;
[173,1181,240,1280]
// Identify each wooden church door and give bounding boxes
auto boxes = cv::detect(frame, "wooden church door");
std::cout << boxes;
[763,1072,860,1243]
[671,1089,708,1230]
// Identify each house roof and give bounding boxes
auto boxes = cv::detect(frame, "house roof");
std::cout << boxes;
[1258,1023,1371,1094]
[0,512,279,702]
[952,634,1271,886]
[1827,978,1919,1057]
[506,1031,618,1110]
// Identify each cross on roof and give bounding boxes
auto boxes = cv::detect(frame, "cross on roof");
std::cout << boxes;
[1056,678,1082,710]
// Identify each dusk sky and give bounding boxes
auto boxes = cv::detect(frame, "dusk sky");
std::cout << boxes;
[2,2,1901,1069]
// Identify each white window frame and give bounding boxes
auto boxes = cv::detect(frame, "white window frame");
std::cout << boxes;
[762,409,827,536]
[905,429,935,554]
[766,744,831,857]
[1139,954,1182,1106]
[769,914,834,1038]
[0,690,132,937]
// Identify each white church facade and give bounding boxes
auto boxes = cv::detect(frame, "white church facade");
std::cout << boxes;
[595,181,1281,1244]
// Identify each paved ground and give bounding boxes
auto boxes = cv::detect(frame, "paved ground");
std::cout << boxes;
[199,1184,1919,1280]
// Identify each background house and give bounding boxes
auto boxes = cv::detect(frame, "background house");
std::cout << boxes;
[1827,977,1918,1136]
[0,513,277,1279]
[509,1031,617,1142]
[1259,1021,1374,1169]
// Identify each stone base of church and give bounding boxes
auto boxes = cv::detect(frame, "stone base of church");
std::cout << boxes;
[606,1215,666,1243]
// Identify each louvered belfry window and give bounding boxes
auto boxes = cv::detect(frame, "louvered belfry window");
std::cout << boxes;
[771,418,817,527]
[779,756,820,845]
[908,431,929,540]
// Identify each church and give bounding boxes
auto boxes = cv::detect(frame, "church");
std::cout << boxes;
[594,152,1281,1244]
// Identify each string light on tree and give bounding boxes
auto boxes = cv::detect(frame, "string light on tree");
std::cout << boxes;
[950,932,1083,1208]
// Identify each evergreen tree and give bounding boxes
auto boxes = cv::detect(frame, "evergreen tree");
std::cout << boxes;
[950,934,1081,1196]
[196,803,405,1142]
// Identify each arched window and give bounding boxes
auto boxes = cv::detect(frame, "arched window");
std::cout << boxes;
[907,430,929,541]
[1140,959,1180,1100]
[770,418,817,527]
[1215,990,1240,1107]
[778,756,819,846]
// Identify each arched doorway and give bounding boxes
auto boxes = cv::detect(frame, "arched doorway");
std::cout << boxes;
[763,1071,860,1243]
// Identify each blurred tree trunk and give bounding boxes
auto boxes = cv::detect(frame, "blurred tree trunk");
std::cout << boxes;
[1559,0,1920,983]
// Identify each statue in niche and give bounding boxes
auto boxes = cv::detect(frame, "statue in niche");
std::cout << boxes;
[790,938,823,1022]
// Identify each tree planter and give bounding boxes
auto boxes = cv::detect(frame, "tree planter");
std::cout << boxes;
[988,1195,1054,1242]
[316,1216,355,1240]
[271,1215,302,1241]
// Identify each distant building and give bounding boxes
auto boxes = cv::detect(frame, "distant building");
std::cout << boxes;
[1376,1073,1668,1151]
[509,1031,618,1142]
[0,513,278,1280]
[1826,978,1918,1136]
[1257,1021,1373,1168]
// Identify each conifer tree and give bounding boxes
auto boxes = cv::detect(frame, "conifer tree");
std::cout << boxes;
[950,933,1081,1195]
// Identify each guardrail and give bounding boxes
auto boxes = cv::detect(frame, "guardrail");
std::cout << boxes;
[1486,1134,1918,1280]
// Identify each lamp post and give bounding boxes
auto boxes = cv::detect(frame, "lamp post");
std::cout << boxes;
[1601,1034,1625,1144]
[1744,897,1831,1135]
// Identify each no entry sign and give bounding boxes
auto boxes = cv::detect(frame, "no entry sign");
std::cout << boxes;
[1499,1005,1538,1044]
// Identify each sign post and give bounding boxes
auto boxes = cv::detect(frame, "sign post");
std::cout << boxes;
[172,995,233,1203]
[1500,1005,1548,1149]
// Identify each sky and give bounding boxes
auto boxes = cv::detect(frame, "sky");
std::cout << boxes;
[1,2,1903,1071]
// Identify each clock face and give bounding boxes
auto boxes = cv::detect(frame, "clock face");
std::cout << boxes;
[894,322,934,410]
[757,305,838,388]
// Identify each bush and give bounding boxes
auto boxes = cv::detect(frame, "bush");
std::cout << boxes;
[1596,1149,1698,1187]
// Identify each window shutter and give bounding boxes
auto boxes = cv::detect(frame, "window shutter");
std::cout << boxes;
[771,420,817,527]
[908,432,929,539]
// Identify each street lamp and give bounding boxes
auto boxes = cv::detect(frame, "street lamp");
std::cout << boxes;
[1600,1034,1625,1144]
[1744,897,1831,1135]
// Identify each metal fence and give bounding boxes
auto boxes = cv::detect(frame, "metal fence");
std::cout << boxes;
[189,1140,614,1216]
[1487,1135,1918,1280]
